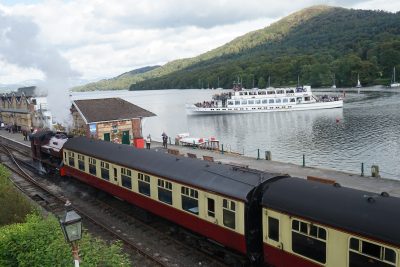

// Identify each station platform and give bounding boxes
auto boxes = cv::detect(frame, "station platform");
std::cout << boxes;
[2,129,399,197]
[150,141,400,197]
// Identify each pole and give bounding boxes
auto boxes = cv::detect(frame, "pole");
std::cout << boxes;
[361,162,364,177]
[221,144,224,154]
[257,149,260,160]
[72,242,80,267]
[302,154,305,167]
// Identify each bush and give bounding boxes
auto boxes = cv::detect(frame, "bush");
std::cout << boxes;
[0,165,34,226]
[0,214,131,266]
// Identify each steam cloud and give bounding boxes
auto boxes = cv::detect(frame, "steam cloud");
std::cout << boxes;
[0,12,80,128]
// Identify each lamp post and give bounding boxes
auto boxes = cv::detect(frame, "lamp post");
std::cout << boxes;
[60,201,82,267]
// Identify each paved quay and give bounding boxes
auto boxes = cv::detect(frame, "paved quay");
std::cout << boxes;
[1,129,399,197]
[150,141,400,197]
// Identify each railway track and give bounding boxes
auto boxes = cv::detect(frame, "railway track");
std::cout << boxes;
[0,141,168,267]
[0,136,237,266]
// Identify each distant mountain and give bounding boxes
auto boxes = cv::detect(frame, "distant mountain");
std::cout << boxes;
[127,5,400,89]
[73,65,160,91]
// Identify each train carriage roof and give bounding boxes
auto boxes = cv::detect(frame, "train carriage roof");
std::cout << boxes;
[262,177,400,247]
[63,137,282,201]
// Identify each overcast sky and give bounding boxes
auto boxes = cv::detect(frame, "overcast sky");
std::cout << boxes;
[0,0,399,87]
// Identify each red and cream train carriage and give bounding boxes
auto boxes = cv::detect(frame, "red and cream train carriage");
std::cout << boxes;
[60,136,282,261]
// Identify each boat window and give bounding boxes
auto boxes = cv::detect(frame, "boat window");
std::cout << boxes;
[292,219,327,264]
[305,96,310,101]
[276,99,282,103]
[269,99,275,104]
[276,90,284,94]
[262,99,268,104]
[241,100,247,105]
[227,100,234,105]
[255,100,261,104]
[244,92,248,95]
[267,90,275,95]
[248,100,254,105]
[290,98,296,103]
[239,92,244,95]
[349,237,396,266]
[283,98,288,103]
[235,100,240,105]
[287,89,294,94]
[258,91,266,95]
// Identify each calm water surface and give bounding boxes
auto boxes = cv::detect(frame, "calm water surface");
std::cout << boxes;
[72,88,400,180]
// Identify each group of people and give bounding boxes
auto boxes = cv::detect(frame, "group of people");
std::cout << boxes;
[145,132,168,149]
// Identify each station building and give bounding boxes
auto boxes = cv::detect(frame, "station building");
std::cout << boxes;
[70,98,155,147]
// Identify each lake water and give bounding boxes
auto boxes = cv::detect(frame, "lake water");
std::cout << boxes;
[71,88,400,180]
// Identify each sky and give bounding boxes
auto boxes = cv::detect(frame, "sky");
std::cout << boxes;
[0,0,399,87]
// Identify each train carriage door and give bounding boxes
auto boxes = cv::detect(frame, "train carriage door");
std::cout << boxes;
[112,167,119,185]
[205,195,217,223]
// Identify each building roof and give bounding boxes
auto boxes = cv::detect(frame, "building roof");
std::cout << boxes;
[63,136,283,201]
[72,98,155,124]
[261,177,400,247]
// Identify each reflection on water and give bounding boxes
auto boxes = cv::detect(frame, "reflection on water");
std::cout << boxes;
[72,89,400,179]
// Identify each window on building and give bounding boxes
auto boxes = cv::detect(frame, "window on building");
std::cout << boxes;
[268,217,279,242]
[138,173,150,196]
[349,237,397,267]
[68,151,75,167]
[222,199,236,229]
[181,186,198,215]
[207,198,215,217]
[100,161,109,180]
[78,155,85,171]
[88,158,97,176]
[121,168,132,189]
[158,179,172,205]
[291,219,326,264]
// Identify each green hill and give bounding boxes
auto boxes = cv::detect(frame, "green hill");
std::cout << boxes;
[74,5,400,91]
[129,5,400,89]
[73,65,160,91]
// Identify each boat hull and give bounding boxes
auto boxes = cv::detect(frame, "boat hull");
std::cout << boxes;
[186,100,343,115]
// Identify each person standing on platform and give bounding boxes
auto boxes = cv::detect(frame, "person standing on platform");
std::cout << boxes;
[146,134,151,149]
[162,132,168,148]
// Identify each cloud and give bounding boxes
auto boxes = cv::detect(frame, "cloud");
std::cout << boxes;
[0,0,399,85]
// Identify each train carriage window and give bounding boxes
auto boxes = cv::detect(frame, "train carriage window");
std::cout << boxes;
[268,217,279,242]
[68,151,75,167]
[78,155,85,171]
[157,179,172,205]
[207,198,215,217]
[222,199,236,230]
[121,168,132,189]
[138,173,150,196]
[88,158,96,176]
[349,237,397,266]
[100,162,109,180]
[291,219,326,264]
[181,186,198,215]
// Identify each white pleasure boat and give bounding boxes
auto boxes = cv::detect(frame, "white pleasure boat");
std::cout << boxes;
[186,85,343,115]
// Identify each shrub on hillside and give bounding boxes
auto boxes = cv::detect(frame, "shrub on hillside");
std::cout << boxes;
[0,165,34,226]
[0,214,131,266]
